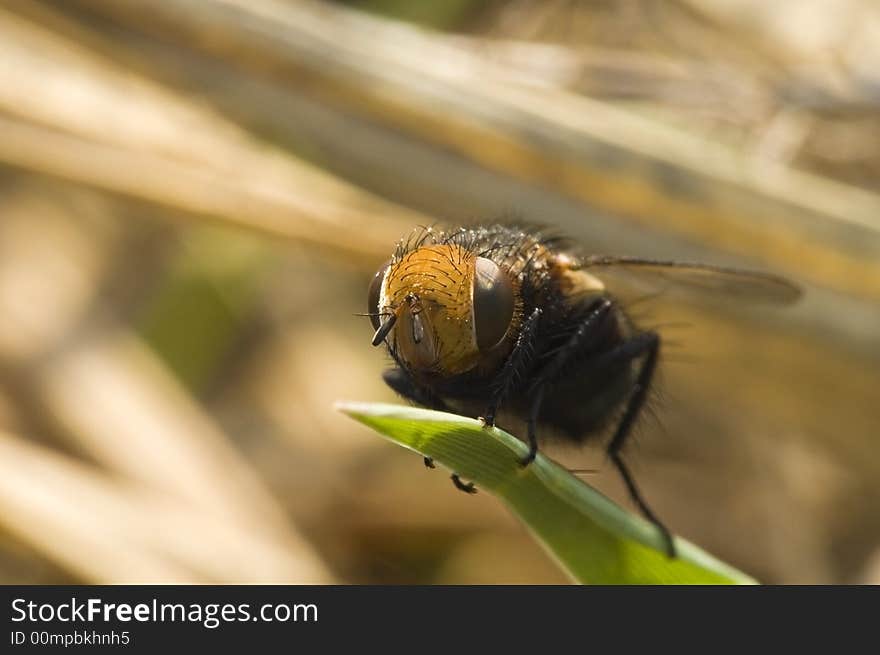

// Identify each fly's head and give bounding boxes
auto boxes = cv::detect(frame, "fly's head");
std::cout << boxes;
[368,244,518,376]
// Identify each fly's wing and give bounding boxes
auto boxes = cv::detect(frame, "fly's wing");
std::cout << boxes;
[581,256,801,305]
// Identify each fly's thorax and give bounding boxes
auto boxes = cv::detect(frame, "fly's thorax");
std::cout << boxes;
[378,244,520,376]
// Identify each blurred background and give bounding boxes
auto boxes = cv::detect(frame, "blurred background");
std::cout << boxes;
[1,0,879,584]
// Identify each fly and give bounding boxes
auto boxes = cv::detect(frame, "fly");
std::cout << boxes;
[366,224,801,557]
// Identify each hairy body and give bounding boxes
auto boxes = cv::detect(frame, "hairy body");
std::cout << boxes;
[368,224,800,557]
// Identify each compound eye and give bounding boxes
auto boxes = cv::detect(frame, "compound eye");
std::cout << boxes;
[472,257,514,351]
[368,261,390,331]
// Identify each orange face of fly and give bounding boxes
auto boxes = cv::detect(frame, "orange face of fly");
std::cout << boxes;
[369,244,518,376]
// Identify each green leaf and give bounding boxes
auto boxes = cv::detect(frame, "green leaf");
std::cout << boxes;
[337,401,756,585]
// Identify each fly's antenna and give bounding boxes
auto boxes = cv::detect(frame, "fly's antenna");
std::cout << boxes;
[371,313,398,346]
[568,468,599,477]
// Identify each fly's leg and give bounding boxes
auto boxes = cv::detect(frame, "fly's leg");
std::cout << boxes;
[520,384,545,466]
[514,301,674,555]
[381,368,473,491]
[518,299,615,467]
[451,474,476,494]
[483,307,542,427]
[600,331,675,557]
[382,368,450,413]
